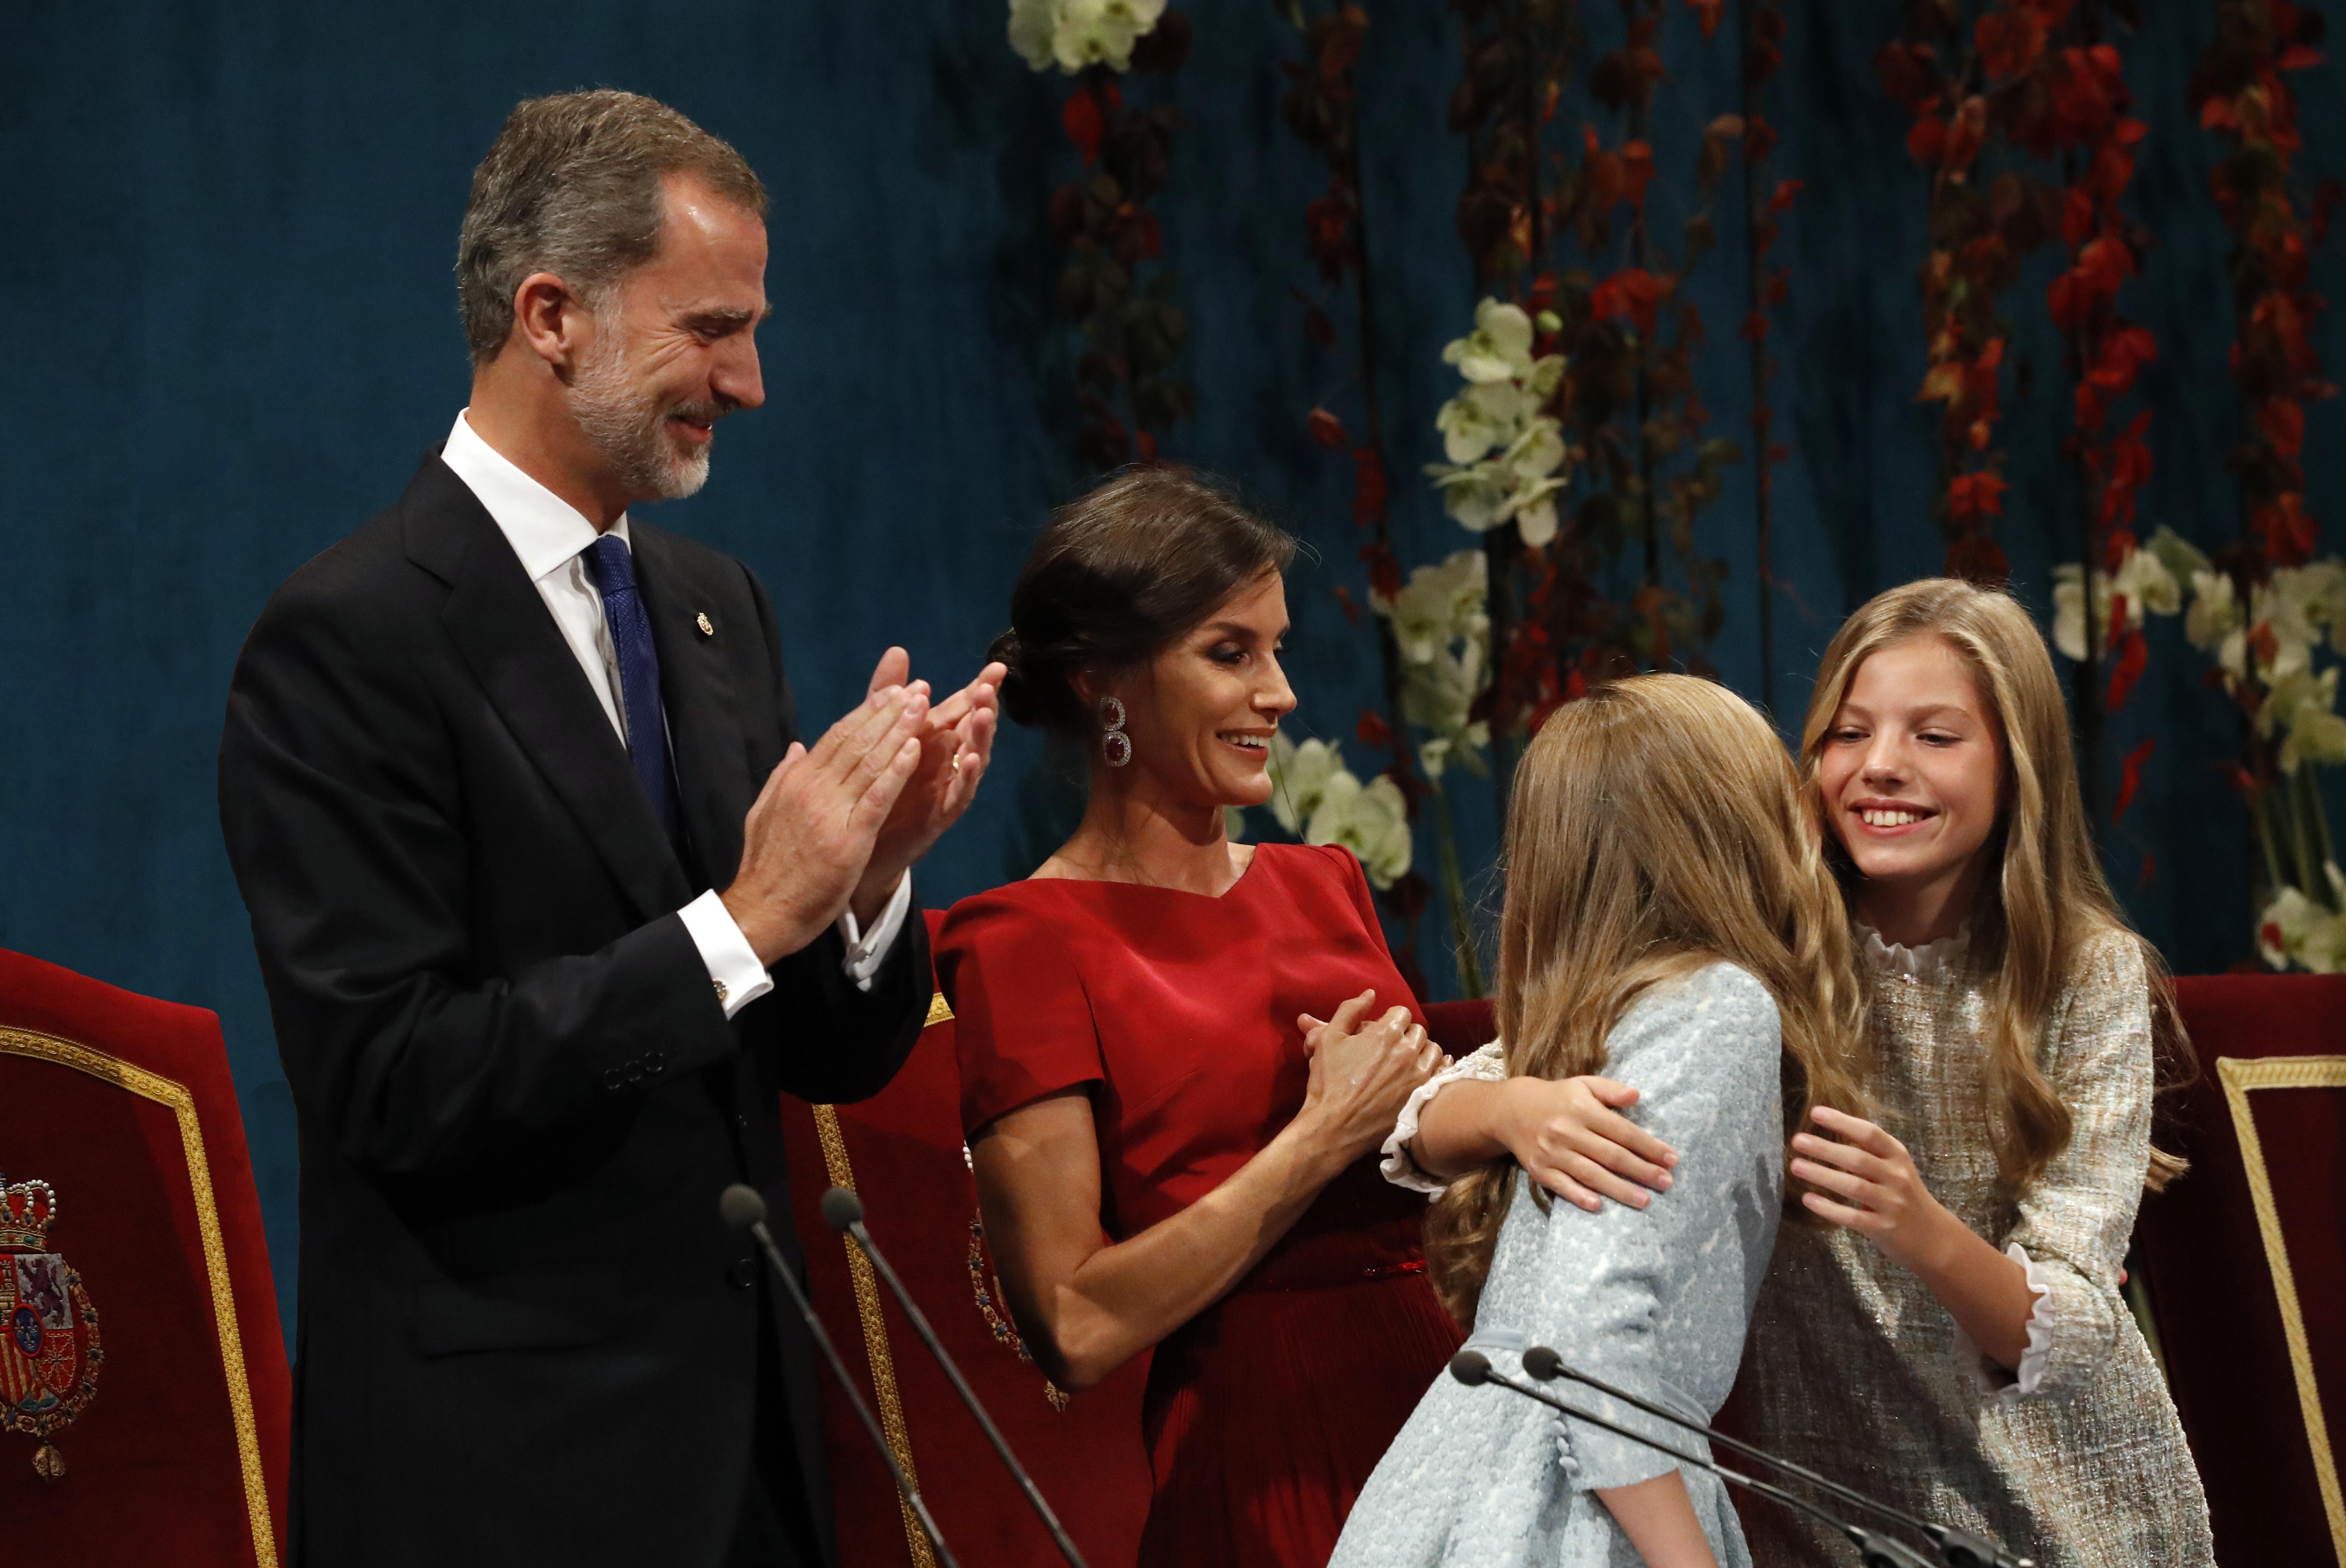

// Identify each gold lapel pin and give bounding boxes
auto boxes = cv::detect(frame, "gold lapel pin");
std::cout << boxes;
[695,612,714,638]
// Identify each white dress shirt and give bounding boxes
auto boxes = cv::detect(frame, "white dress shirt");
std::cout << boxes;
[438,410,910,1016]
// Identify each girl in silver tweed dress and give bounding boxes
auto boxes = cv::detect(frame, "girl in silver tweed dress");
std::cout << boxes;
[1395,581,2214,1568]
[1335,674,1868,1568]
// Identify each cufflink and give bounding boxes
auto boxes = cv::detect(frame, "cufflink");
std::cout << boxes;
[713,977,730,1005]
[695,612,714,638]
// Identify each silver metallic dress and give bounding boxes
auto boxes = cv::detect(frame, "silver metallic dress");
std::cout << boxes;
[1737,927,2215,1568]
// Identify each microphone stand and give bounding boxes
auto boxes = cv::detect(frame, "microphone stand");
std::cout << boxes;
[719,1184,959,1568]
[1516,1346,2029,1568]
[1450,1351,1937,1568]
[821,1186,1091,1568]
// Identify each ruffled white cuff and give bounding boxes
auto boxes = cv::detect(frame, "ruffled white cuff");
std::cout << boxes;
[1379,1041,1507,1194]
[1954,1241,2054,1402]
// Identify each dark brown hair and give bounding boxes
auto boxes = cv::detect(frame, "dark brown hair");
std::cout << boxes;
[991,468,1297,736]
[457,90,769,364]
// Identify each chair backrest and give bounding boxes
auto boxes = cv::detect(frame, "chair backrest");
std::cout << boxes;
[1424,1000,1496,1057]
[778,909,1153,1568]
[2136,973,2346,1568]
[0,947,290,1568]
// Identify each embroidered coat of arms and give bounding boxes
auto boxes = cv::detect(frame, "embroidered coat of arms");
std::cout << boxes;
[0,1176,102,1479]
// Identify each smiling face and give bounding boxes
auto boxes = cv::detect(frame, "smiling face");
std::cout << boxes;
[1102,571,1296,809]
[1816,634,2006,931]
[568,173,770,502]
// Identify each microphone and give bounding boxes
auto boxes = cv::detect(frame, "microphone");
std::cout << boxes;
[719,1184,960,1568]
[1448,1352,1938,1568]
[1515,1346,2029,1568]
[821,1186,1091,1568]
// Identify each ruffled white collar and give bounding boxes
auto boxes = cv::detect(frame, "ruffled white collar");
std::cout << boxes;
[1857,923,1971,979]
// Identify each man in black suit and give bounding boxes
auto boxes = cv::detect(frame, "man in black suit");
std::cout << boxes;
[219,91,1001,1568]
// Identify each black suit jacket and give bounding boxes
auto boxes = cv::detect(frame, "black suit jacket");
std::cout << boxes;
[219,453,927,1568]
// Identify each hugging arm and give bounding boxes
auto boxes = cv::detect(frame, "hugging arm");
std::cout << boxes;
[1388,1044,1681,1211]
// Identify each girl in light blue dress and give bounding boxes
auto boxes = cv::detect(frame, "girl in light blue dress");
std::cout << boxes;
[1327,675,1863,1568]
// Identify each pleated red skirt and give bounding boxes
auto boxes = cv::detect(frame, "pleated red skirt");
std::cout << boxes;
[1136,1168,1464,1568]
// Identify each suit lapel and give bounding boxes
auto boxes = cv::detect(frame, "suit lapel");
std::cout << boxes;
[631,521,750,890]
[400,454,692,922]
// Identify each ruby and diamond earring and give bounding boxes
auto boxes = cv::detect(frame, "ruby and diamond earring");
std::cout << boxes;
[1099,696,1131,767]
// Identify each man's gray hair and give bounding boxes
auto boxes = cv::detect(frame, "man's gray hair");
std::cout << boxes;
[456,90,768,364]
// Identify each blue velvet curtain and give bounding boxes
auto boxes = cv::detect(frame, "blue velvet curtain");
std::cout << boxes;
[1,1,2338,1342]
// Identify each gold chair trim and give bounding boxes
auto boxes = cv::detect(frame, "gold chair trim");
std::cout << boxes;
[0,1027,277,1568]
[2216,1053,2346,1564]
[813,992,950,1568]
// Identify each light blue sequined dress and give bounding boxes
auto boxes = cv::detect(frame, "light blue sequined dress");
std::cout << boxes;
[1330,962,1785,1568]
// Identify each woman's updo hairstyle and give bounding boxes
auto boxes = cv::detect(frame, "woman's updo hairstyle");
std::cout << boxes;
[990,467,1298,736]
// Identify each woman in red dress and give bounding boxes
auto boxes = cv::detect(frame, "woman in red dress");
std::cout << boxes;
[938,469,1463,1568]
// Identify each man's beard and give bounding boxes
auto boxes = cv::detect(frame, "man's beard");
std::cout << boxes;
[569,326,722,502]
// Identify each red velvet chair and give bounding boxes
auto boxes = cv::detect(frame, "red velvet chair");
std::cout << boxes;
[780,911,1153,1568]
[0,947,290,1567]
[2136,975,2346,1568]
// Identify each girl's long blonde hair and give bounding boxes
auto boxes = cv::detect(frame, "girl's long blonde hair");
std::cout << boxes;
[1797,578,2187,1195]
[1426,675,1866,1322]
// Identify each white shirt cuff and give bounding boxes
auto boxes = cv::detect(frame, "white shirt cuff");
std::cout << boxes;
[836,872,913,993]
[677,889,775,1021]
[1380,1040,1508,1194]
[1954,1241,2054,1402]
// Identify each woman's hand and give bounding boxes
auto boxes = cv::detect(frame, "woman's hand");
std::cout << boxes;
[1495,1076,1677,1213]
[1292,991,1442,1168]
[1790,1104,2037,1371]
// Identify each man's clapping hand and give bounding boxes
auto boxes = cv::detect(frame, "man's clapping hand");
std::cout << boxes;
[851,646,1004,926]
[718,649,1002,966]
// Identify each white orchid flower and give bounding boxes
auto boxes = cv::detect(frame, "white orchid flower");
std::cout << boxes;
[2219,626,2249,684]
[1513,494,1561,548]
[2114,546,2181,617]
[1266,733,1344,835]
[1435,382,1526,465]
[1008,0,1167,75]
[1305,770,1413,890]
[2055,550,2172,662]
[2258,883,2346,974]
[2184,569,2238,652]
[1442,300,1536,384]
[1008,0,1058,69]
[1375,550,1489,667]
[1426,461,1509,533]
[2273,560,2346,647]
[2263,667,2346,772]
[2050,564,2106,663]
[2261,571,2325,660]
[2146,525,2212,585]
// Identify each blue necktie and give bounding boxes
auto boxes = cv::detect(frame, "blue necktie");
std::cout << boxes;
[580,534,681,843]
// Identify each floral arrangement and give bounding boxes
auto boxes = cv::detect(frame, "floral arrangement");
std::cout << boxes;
[2178,0,2341,971]
[1010,0,1168,74]
[1426,300,1567,549]
[1011,0,1194,469]
[1372,551,1496,993]
[1273,2,1442,996]
[1265,735,1413,893]
[1438,0,1745,759]
[2089,539,2346,969]
[1877,0,2078,582]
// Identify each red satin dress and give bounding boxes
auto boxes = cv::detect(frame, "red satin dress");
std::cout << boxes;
[938,842,1463,1568]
